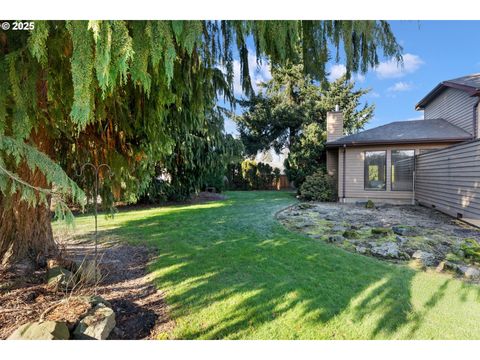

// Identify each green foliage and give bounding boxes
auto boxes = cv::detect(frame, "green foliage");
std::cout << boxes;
[67,20,95,128]
[365,200,375,209]
[234,159,280,190]
[0,20,400,221]
[238,64,374,188]
[298,171,336,201]
[461,239,480,263]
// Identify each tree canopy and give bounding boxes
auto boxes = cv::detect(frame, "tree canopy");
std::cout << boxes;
[0,20,400,266]
[237,65,374,187]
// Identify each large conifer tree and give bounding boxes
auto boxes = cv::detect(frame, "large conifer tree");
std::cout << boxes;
[0,20,401,267]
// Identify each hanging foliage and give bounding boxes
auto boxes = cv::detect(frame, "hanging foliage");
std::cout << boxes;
[0,20,400,266]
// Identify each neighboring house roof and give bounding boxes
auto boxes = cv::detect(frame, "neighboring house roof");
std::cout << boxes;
[416,73,480,110]
[326,118,473,147]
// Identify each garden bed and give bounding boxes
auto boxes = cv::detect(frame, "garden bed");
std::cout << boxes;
[0,238,173,339]
[278,202,480,281]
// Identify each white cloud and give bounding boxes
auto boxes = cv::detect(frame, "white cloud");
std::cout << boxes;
[388,81,413,92]
[368,91,380,98]
[232,54,272,97]
[327,64,365,83]
[375,53,424,79]
[328,64,347,82]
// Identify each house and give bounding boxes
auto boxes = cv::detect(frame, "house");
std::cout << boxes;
[326,74,480,223]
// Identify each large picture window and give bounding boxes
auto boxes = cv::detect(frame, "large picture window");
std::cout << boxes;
[364,151,386,190]
[391,150,415,191]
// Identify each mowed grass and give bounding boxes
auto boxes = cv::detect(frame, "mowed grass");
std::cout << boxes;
[61,191,480,339]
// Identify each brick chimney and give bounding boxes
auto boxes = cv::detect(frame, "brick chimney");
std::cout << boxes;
[326,106,344,142]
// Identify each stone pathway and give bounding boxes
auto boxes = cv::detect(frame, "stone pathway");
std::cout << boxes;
[277,202,480,282]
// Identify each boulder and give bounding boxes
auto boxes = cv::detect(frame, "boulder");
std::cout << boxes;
[8,321,70,340]
[392,226,419,237]
[355,246,368,255]
[370,242,400,259]
[332,225,347,232]
[73,304,116,340]
[396,235,408,245]
[327,235,345,243]
[458,266,480,280]
[47,267,75,290]
[412,250,436,267]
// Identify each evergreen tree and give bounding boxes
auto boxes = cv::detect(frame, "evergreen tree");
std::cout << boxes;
[0,20,400,267]
[237,66,374,187]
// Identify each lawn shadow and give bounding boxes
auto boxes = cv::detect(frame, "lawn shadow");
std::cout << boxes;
[87,191,474,339]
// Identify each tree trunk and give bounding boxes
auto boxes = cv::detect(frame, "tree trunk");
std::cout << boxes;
[0,125,56,269]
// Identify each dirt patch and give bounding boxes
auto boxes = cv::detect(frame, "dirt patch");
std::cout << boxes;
[0,239,172,340]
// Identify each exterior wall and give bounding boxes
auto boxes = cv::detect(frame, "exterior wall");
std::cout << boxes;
[415,139,480,222]
[424,87,477,135]
[326,148,338,190]
[337,143,452,204]
[326,111,344,142]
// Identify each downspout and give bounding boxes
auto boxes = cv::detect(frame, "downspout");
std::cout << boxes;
[473,97,480,139]
[412,153,417,205]
[342,144,346,202]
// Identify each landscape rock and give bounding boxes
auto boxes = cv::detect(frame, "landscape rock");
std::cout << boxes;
[7,321,70,340]
[412,250,436,267]
[392,226,419,236]
[327,235,345,243]
[370,242,400,259]
[395,235,408,245]
[73,304,116,340]
[47,267,75,290]
[459,266,480,279]
[332,225,347,232]
[355,246,368,255]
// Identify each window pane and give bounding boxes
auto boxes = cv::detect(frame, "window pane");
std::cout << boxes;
[391,150,414,191]
[364,151,386,190]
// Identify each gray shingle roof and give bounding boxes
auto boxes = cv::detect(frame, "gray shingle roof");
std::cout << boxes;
[326,118,473,147]
[446,73,480,89]
[416,73,480,109]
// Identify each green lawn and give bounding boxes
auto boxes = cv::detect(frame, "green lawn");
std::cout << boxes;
[65,191,480,339]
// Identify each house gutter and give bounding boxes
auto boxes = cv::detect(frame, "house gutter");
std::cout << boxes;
[325,137,472,148]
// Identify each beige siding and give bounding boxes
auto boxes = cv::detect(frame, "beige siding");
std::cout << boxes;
[424,87,477,135]
[326,148,338,177]
[415,140,480,221]
[338,143,451,204]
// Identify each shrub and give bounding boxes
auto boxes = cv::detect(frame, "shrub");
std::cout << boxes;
[371,227,393,237]
[365,200,375,209]
[299,171,336,201]
[461,238,480,263]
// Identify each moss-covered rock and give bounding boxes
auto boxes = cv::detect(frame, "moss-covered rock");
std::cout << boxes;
[343,229,360,239]
[371,227,393,237]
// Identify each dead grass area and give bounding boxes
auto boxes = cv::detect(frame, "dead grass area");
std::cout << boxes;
[0,238,173,340]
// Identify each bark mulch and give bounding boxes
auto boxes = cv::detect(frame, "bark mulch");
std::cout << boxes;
[0,239,174,340]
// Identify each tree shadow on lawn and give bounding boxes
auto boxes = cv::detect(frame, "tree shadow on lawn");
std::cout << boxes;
[92,192,480,339]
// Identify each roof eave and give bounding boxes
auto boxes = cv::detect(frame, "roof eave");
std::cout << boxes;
[325,137,472,148]
[416,81,480,110]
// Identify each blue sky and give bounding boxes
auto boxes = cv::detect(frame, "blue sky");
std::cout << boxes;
[223,20,480,134]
